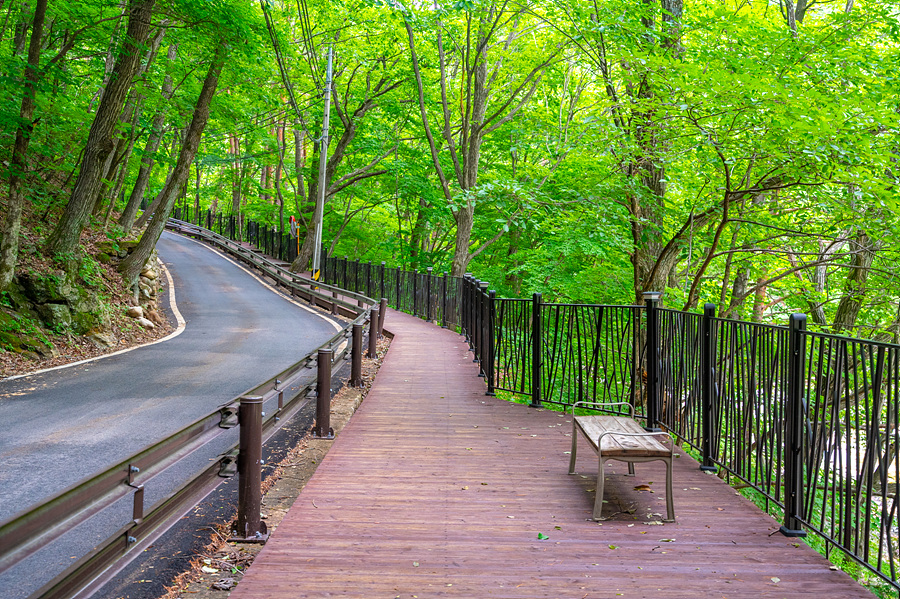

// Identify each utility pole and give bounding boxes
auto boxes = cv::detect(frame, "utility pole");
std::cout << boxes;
[311,47,332,280]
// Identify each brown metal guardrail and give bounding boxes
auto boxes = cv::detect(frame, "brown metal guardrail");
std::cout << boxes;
[0,219,379,599]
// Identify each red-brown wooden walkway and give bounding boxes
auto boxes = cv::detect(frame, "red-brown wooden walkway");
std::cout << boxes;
[231,309,873,598]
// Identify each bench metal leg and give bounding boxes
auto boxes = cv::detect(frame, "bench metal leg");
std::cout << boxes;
[593,456,607,521]
[568,428,578,474]
[664,457,675,522]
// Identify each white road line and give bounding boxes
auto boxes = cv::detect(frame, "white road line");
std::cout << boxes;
[4,259,187,381]
[178,233,343,333]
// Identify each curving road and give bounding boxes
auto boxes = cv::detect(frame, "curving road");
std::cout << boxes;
[0,231,341,597]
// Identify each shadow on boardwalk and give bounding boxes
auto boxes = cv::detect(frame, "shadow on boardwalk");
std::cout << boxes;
[230,309,872,598]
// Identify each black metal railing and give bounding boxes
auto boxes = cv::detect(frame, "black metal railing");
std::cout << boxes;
[172,206,300,265]
[321,254,899,592]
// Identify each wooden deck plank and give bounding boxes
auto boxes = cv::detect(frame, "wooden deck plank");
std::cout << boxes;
[230,309,874,598]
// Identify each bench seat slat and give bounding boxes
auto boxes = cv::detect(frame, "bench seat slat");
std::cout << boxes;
[575,415,670,458]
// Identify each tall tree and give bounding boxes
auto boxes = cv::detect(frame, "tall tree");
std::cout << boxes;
[46,0,155,257]
[118,43,178,235]
[404,1,563,276]
[0,0,47,290]
[119,41,228,284]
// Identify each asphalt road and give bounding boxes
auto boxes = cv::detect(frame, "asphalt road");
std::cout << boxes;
[0,231,341,597]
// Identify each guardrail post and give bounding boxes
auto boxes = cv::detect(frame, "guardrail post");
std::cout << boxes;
[426,267,434,322]
[643,291,662,432]
[700,302,717,472]
[368,309,379,358]
[378,297,387,335]
[781,313,808,537]
[531,292,542,407]
[486,290,496,396]
[314,349,334,439]
[351,324,363,387]
[232,395,268,542]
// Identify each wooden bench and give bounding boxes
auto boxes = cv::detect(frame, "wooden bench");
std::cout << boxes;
[568,401,675,522]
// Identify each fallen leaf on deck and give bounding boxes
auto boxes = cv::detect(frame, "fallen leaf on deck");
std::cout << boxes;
[634,485,652,492]
[538,533,549,540]
[771,577,780,584]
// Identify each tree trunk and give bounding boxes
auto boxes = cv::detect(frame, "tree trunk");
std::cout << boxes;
[230,134,241,234]
[46,0,155,257]
[104,104,141,228]
[408,196,428,270]
[11,0,31,57]
[292,127,307,216]
[275,120,285,232]
[119,43,177,234]
[504,226,523,295]
[0,0,46,291]
[751,272,768,323]
[832,229,877,332]
[721,266,749,320]
[119,42,227,285]
[134,127,180,230]
[193,162,201,222]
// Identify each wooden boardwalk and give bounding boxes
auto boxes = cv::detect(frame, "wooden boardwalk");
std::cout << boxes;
[231,309,873,598]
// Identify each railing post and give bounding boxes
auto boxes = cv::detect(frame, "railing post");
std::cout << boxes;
[461,276,470,342]
[368,309,379,358]
[486,290,496,396]
[351,324,363,387]
[354,258,361,292]
[441,272,449,329]
[530,292,542,407]
[781,313,808,537]
[473,280,483,364]
[232,395,268,542]
[643,291,662,432]
[395,267,401,310]
[366,261,373,298]
[412,269,419,317]
[464,274,474,347]
[380,262,386,301]
[314,349,334,439]
[378,297,387,335]
[700,302,717,472]
[426,267,434,322]
[478,281,489,374]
